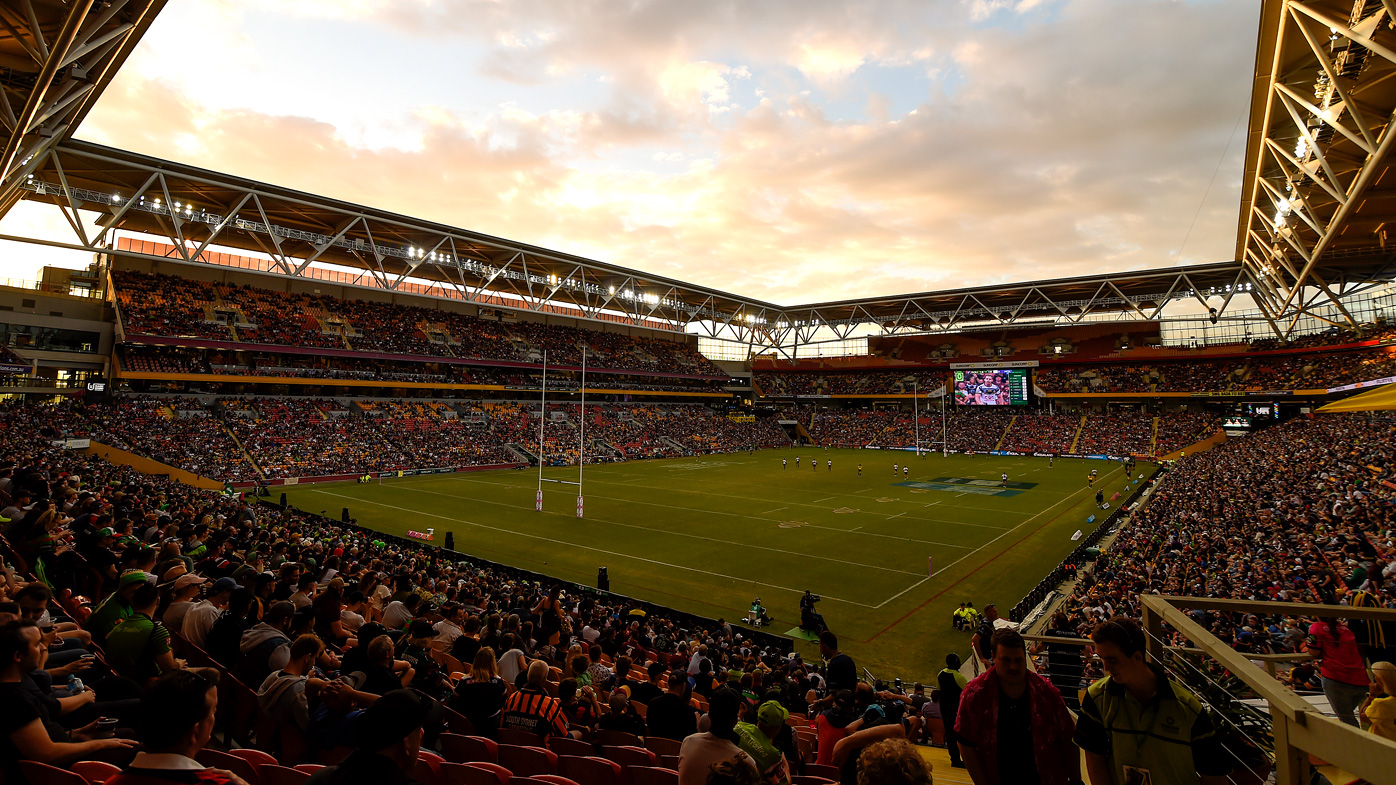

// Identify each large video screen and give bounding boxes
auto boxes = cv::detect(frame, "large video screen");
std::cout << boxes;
[953,369,1030,406]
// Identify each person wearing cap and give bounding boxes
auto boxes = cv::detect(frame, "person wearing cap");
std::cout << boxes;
[183,576,239,648]
[161,573,207,632]
[105,582,181,685]
[734,700,793,785]
[86,569,151,646]
[678,687,758,785]
[305,689,430,785]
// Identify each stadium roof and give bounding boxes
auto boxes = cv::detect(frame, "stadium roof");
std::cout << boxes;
[3,0,1396,349]
[1235,0,1396,331]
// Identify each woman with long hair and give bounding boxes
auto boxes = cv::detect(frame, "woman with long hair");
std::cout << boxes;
[534,585,564,647]
[450,646,509,738]
[1306,616,1370,726]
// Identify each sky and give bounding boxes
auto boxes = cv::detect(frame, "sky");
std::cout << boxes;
[0,0,1260,306]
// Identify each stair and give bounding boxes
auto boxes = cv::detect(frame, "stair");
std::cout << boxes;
[1068,415,1087,454]
[220,417,268,481]
[1150,416,1159,456]
[660,436,687,453]
[994,415,1017,451]
[504,443,537,465]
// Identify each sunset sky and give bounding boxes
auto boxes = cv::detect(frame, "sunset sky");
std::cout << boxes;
[0,0,1259,306]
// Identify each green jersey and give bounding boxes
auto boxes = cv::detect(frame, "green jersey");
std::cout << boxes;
[734,722,790,785]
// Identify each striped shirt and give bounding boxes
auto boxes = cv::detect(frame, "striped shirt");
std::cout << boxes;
[501,686,569,738]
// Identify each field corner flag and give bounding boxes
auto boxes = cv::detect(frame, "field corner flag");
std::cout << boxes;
[576,495,584,518]
[536,490,543,512]
[928,556,934,578]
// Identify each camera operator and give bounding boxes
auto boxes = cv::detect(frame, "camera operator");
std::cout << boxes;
[800,591,825,633]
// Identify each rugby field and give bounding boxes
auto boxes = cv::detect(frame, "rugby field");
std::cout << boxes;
[282,449,1150,682]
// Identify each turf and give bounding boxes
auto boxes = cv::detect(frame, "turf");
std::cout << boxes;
[282,449,1152,683]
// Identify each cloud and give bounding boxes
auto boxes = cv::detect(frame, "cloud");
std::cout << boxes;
[24,0,1262,307]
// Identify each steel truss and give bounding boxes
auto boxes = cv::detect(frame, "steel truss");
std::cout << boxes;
[0,0,166,223]
[16,141,1390,355]
[1237,0,1396,335]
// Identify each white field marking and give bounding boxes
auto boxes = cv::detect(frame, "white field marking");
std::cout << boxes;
[399,484,929,575]
[306,488,882,608]
[434,474,1006,534]
[872,465,1126,609]
[763,507,788,514]
[852,526,863,531]
[888,512,907,519]
[812,496,835,503]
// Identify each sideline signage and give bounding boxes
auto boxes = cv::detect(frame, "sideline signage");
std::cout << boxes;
[950,360,1040,369]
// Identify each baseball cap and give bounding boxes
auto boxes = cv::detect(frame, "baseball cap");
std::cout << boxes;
[757,700,788,728]
[97,527,114,538]
[210,577,239,593]
[409,620,439,639]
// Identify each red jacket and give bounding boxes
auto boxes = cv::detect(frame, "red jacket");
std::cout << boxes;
[954,668,1077,785]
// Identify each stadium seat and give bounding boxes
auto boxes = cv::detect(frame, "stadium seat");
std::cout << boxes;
[598,745,657,772]
[791,778,835,785]
[71,761,122,785]
[457,762,514,785]
[228,748,280,774]
[557,756,623,785]
[498,728,545,747]
[640,737,680,757]
[444,707,477,736]
[441,733,500,763]
[19,761,88,785]
[803,764,839,780]
[196,748,263,785]
[530,777,581,785]
[413,751,447,785]
[260,765,311,785]
[498,745,559,776]
[594,730,642,748]
[627,769,677,785]
[547,736,594,758]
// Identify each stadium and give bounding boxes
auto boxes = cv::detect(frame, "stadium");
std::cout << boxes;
[0,1,1394,784]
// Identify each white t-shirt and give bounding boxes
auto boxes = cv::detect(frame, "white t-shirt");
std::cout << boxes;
[434,620,464,647]
[340,608,365,633]
[182,600,221,647]
[499,648,528,684]
[164,601,194,631]
[382,601,414,630]
[677,733,758,785]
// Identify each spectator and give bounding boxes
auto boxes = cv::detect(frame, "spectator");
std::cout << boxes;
[678,688,758,785]
[853,738,933,785]
[648,670,700,741]
[1074,617,1232,785]
[734,700,793,785]
[160,574,206,632]
[1361,660,1396,741]
[820,632,856,693]
[87,570,150,646]
[305,689,432,785]
[501,660,570,739]
[205,588,256,669]
[598,689,647,738]
[182,577,238,649]
[971,604,1000,674]
[1307,616,1371,727]
[936,653,967,769]
[956,628,1079,785]
[449,647,508,738]
[236,601,295,687]
[258,634,326,733]
[103,582,179,684]
[0,620,138,785]
[105,670,243,785]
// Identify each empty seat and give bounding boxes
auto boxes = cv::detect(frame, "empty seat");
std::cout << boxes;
[627,769,678,785]
[72,761,122,785]
[260,765,311,785]
[498,745,559,777]
[557,756,623,785]
[196,749,262,785]
[20,761,89,785]
[599,746,657,772]
[547,736,594,758]
[497,728,546,748]
[451,762,513,785]
[640,738,680,757]
[442,733,500,764]
[594,730,642,749]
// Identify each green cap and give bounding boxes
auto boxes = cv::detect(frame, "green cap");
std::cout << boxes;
[757,700,788,728]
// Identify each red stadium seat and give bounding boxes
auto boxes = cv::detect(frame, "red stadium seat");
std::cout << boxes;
[557,756,623,785]
[547,736,594,758]
[260,765,311,785]
[441,733,499,763]
[594,730,642,748]
[196,749,263,785]
[413,751,447,785]
[498,745,559,776]
[19,762,88,785]
[455,762,513,785]
[791,778,835,785]
[627,769,677,785]
[497,728,546,748]
[640,738,680,757]
[803,764,839,781]
[71,762,122,785]
[529,777,581,785]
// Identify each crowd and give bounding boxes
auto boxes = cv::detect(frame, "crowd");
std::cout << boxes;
[113,271,723,378]
[0,397,965,785]
[1035,347,1396,395]
[754,371,944,398]
[118,347,726,395]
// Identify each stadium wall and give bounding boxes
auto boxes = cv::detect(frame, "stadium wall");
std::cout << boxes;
[83,440,225,491]
[231,462,527,489]
[1158,428,1227,461]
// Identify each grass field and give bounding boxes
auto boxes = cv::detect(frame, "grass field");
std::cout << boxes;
[282,449,1153,682]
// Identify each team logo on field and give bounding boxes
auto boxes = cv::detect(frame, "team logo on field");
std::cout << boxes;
[876,497,898,503]
[777,521,809,528]
[832,507,860,514]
